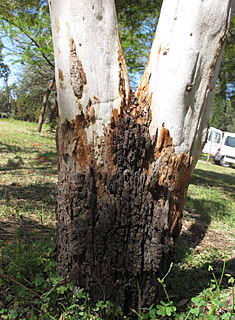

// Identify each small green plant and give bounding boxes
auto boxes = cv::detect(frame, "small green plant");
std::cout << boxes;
[224,274,235,320]
[182,258,235,320]
[156,300,176,317]
[157,262,177,318]
[132,263,177,319]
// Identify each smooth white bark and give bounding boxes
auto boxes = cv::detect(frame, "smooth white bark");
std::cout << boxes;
[140,0,234,158]
[50,0,234,159]
[49,0,129,141]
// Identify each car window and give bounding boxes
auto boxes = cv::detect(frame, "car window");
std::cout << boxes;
[225,136,235,148]
[208,131,221,143]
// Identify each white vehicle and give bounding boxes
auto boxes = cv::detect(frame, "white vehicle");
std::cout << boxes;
[202,127,223,156]
[214,131,235,167]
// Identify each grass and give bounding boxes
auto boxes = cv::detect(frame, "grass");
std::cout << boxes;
[0,118,57,225]
[167,160,235,318]
[0,118,235,319]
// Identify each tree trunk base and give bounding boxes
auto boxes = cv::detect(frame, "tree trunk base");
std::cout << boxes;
[55,108,193,312]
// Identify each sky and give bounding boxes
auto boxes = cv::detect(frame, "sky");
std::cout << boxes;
[0,37,22,87]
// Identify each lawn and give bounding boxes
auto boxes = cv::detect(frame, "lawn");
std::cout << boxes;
[0,119,234,319]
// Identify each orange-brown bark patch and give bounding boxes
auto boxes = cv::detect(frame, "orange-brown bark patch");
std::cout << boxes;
[136,70,150,99]
[157,123,173,152]
[209,26,227,82]
[157,148,194,238]
[59,115,91,173]
[156,44,161,71]
[58,69,64,89]
[110,109,119,129]
[85,99,95,125]
[70,38,87,99]
[118,49,129,113]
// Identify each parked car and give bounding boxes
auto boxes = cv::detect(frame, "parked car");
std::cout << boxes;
[202,127,223,156]
[214,131,235,167]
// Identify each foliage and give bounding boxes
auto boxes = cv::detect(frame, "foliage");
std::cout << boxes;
[0,0,54,70]
[210,14,235,132]
[0,40,10,82]
[210,93,235,132]
[0,84,15,116]
[217,15,235,100]
[0,0,55,126]
[13,64,55,122]
[116,0,163,88]
[0,0,163,89]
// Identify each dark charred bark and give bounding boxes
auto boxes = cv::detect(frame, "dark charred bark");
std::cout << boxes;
[55,94,193,314]
[37,77,55,133]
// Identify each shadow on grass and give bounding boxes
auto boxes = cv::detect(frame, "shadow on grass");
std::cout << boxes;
[167,168,235,304]
[0,216,55,241]
[192,167,235,200]
[0,142,58,175]
[0,182,57,208]
[0,141,57,157]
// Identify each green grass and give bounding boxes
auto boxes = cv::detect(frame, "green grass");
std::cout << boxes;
[167,161,235,316]
[0,119,235,319]
[0,118,57,225]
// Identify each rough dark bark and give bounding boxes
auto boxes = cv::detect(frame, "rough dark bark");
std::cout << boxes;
[55,93,194,313]
[37,77,55,133]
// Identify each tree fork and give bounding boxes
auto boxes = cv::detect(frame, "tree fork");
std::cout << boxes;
[49,0,235,314]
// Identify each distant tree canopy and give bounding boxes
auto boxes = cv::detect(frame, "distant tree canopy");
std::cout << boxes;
[116,0,163,87]
[0,0,234,132]
[0,0,54,70]
[0,85,12,116]
[210,15,235,132]
[12,64,54,122]
[0,40,10,82]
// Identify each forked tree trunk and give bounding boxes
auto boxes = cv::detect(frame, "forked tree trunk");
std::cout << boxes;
[49,0,234,313]
[37,77,55,132]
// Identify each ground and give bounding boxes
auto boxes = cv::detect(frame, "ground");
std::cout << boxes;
[0,119,234,318]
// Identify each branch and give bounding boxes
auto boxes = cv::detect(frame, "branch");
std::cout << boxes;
[0,273,41,298]
[3,19,55,70]
[24,31,55,70]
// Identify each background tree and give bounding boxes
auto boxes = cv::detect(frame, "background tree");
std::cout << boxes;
[210,14,235,132]
[0,84,14,116]
[0,40,10,82]
[0,0,54,69]
[49,0,235,313]
[116,0,163,88]
[13,64,55,122]
[0,0,55,130]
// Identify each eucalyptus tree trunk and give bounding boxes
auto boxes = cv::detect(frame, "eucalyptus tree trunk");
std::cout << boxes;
[49,0,234,312]
[37,77,55,132]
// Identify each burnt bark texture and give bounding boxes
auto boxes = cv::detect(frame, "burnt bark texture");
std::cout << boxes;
[56,94,193,313]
